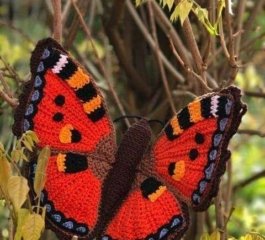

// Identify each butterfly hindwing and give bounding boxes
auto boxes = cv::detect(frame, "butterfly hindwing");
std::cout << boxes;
[152,87,246,210]
[104,173,189,240]
[28,154,108,238]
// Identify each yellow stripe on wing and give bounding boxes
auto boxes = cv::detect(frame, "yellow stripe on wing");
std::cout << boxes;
[67,68,90,89]
[83,95,102,114]
[188,100,203,123]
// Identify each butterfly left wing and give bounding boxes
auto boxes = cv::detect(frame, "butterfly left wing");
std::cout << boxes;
[149,86,246,211]
[13,38,116,239]
[102,173,189,240]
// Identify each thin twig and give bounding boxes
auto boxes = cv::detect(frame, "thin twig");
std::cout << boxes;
[147,1,176,115]
[218,18,230,59]
[235,0,247,55]
[244,91,265,99]
[224,0,238,85]
[0,90,18,108]
[88,0,97,27]
[126,0,185,83]
[224,159,233,231]
[103,0,151,97]
[169,38,212,91]
[8,217,14,240]
[0,71,13,98]
[238,129,265,138]
[0,20,34,44]
[64,1,90,49]
[234,170,265,191]
[62,0,72,27]
[243,0,265,40]
[151,0,192,67]
[71,0,130,127]
[51,0,62,43]
[182,18,206,81]
[215,190,225,240]
[0,56,24,82]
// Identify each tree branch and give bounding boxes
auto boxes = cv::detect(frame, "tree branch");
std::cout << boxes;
[147,1,176,115]
[0,89,18,108]
[224,0,238,85]
[126,0,185,83]
[51,0,62,43]
[71,0,130,127]
[234,170,265,191]
[238,129,265,138]
[182,18,206,79]
[102,0,151,97]
[244,90,265,99]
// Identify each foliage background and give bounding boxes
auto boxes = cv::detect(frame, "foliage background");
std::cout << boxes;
[0,0,264,239]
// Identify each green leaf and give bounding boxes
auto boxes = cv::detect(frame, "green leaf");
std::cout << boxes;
[11,149,22,163]
[34,146,51,198]
[193,6,217,35]
[0,153,12,197]
[200,233,210,240]
[135,0,143,7]
[210,230,221,240]
[25,131,39,144]
[22,138,33,152]
[21,213,45,240]
[0,142,5,152]
[170,0,193,24]
[161,0,174,10]
[14,208,30,240]
[7,176,29,212]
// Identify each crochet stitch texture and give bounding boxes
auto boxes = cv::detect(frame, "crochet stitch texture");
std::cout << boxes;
[13,38,247,240]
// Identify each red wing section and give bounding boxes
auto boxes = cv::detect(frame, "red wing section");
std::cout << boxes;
[103,175,188,240]
[13,38,114,153]
[28,153,108,238]
[152,87,246,210]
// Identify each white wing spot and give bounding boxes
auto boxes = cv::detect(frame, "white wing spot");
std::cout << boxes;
[210,96,219,117]
[52,54,68,74]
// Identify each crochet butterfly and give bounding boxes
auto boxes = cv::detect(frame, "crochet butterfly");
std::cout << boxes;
[13,38,247,240]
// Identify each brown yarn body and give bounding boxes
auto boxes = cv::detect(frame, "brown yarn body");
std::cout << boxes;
[90,119,151,239]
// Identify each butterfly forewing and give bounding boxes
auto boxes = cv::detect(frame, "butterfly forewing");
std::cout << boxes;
[152,87,246,210]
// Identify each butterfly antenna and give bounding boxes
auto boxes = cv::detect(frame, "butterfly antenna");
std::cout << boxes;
[113,115,142,123]
[148,119,165,127]
[114,115,165,127]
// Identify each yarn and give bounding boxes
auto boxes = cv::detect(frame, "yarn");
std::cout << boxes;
[12,38,247,240]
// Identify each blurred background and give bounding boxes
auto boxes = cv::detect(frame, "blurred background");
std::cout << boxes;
[0,0,264,239]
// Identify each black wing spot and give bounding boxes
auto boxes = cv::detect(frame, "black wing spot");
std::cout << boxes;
[54,95,65,106]
[53,112,64,122]
[189,148,199,160]
[168,162,176,176]
[65,153,88,173]
[71,129,82,142]
[140,177,162,199]
[195,133,205,144]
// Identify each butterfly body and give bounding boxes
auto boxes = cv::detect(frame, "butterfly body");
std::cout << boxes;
[13,38,247,240]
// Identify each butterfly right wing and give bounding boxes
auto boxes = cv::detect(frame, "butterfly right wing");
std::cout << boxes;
[150,87,246,211]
